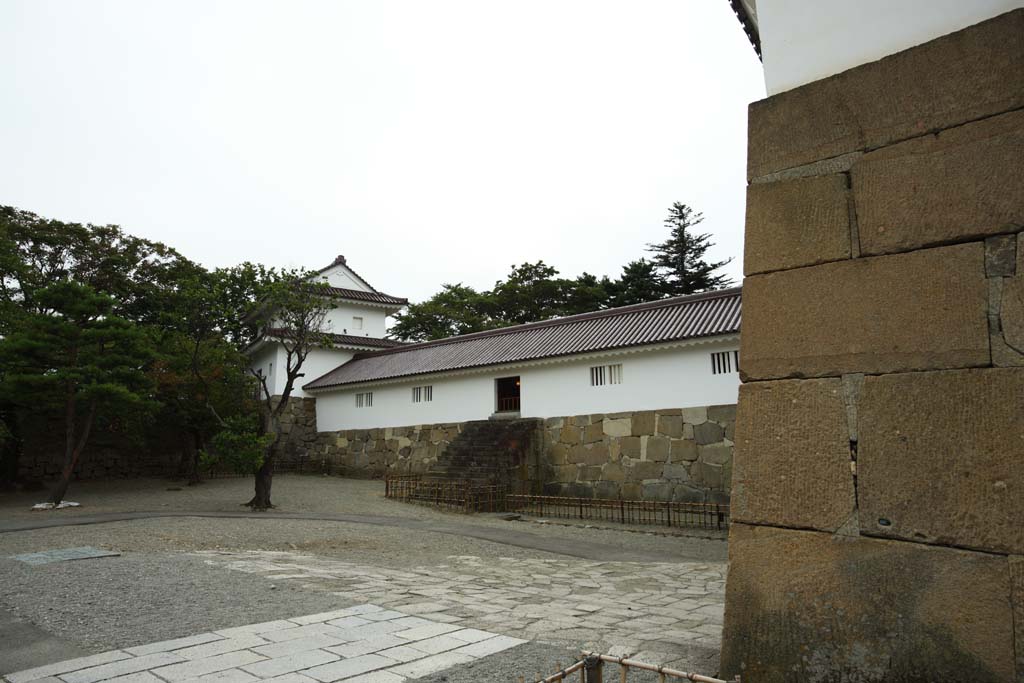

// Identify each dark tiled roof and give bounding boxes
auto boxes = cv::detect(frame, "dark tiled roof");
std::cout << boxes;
[265,328,407,350]
[728,0,762,59]
[304,287,742,390]
[318,286,408,306]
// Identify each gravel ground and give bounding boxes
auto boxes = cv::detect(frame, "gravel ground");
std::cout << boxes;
[0,476,728,678]
[0,476,728,563]
[0,517,569,566]
[0,551,358,653]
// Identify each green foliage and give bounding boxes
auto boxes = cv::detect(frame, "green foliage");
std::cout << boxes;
[390,203,734,341]
[0,205,265,491]
[200,414,272,475]
[647,203,733,295]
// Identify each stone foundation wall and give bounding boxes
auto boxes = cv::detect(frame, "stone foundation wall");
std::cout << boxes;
[722,10,1024,681]
[308,421,463,478]
[541,406,735,503]
[291,404,735,503]
[14,413,191,482]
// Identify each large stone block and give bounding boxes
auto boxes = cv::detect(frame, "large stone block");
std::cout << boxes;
[741,243,989,379]
[721,524,1016,682]
[645,436,670,462]
[854,110,1024,256]
[631,411,656,436]
[858,368,1024,555]
[603,417,631,437]
[744,174,852,275]
[732,379,853,531]
[1012,556,1024,681]
[747,9,1024,179]
[1002,274,1024,354]
[656,414,683,438]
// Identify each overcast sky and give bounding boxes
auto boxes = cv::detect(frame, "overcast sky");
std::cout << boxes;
[1,1,764,302]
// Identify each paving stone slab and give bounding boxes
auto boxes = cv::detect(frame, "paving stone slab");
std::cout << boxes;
[10,547,121,566]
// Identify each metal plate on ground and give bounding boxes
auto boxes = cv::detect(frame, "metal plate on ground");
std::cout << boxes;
[11,546,121,565]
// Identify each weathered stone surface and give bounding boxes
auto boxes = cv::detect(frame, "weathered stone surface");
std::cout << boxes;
[706,404,736,423]
[854,110,1024,256]
[693,421,724,445]
[662,463,690,481]
[601,462,625,482]
[548,443,568,465]
[681,407,707,425]
[618,436,641,458]
[732,379,853,532]
[627,461,662,481]
[673,483,706,503]
[582,422,604,444]
[859,368,1024,555]
[566,444,588,465]
[721,524,1017,682]
[621,483,641,499]
[1011,556,1024,681]
[744,174,851,275]
[697,443,731,466]
[641,481,673,501]
[670,439,698,463]
[645,436,670,462]
[1002,274,1024,354]
[559,426,581,445]
[747,9,1024,179]
[986,234,1018,278]
[741,243,989,380]
[655,415,682,438]
[691,461,724,490]
[581,443,609,467]
[593,481,620,499]
[602,418,631,437]
[631,411,655,436]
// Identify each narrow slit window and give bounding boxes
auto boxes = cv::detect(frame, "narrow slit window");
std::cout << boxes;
[711,351,736,375]
[412,386,421,403]
[590,363,622,386]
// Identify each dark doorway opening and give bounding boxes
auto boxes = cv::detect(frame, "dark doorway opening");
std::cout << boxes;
[496,376,521,413]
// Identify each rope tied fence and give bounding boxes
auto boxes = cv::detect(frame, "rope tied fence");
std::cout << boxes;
[529,652,738,683]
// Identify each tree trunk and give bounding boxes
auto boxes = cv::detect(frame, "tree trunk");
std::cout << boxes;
[188,429,204,485]
[250,456,274,510]
[245,411,280,510]
[48,398,96,506]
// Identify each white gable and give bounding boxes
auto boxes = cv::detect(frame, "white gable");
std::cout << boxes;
[312,262,375,293]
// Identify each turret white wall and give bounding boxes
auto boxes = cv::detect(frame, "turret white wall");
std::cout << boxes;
[314,339,740,431]
[757,0,1024,94]
[322,303,389,338]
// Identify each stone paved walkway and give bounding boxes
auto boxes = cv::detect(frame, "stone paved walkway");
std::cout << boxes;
[197,551,726,667]
[3,605,526,683]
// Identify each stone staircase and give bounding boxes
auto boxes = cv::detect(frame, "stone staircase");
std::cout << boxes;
[426,418,543,487]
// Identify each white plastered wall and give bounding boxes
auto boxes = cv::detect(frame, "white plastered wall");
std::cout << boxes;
[253,344,357,399]
[313,339,741,431]
[322,303,388,338]
[757,0,1024,94]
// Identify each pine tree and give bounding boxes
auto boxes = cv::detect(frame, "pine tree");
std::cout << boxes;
[647,203,732,296]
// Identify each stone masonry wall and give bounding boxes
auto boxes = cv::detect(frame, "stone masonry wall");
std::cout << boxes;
[721,10,1024,682]
[287,404,735,504]
[541,406,735,503]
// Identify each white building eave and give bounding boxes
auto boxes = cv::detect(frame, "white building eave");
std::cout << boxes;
[305,333,740,393]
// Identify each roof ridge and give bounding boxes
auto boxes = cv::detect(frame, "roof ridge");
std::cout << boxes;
[369,286,742,359]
